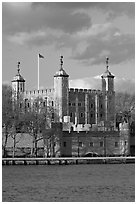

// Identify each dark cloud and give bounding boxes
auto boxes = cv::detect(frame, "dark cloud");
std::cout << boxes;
[3,2,134,66]
[32,2,93,10]
[3,2,91,35]
[32,2,135,18]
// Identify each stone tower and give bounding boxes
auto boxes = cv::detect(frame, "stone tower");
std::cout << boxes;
[101,57,115,123]
[54,56,69,122]
[11,62,25,100]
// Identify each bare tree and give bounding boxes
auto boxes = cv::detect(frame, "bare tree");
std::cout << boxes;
[23,97,57,157]
[2,84,27,157]
[2,85,13,157]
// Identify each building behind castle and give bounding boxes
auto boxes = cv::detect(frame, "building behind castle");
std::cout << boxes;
[10,56,131,157]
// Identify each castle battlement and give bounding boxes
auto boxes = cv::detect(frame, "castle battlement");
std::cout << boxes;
[69,88,101,94]
[25,88,54,96]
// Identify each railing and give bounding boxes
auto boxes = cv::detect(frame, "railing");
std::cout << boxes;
[2,156,135,165]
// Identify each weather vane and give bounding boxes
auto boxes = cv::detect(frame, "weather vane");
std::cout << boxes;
[17,61,20,74]
[60,55,63,70]
[106,57,109,70]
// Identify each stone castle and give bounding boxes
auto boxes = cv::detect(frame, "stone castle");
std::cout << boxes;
[10,56,131,157]
[12,56,115,128]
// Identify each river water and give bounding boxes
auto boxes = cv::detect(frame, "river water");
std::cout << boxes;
[2,163,135,202]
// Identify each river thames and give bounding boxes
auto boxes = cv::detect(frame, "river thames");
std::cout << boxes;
[2,163,135,202]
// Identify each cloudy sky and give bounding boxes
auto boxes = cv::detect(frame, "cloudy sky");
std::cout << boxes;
[2,2,135,93]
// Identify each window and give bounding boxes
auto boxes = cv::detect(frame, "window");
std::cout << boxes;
[115,142,118,147]
[91,104,93,108]
[72,103,76,106]
[69,102,71,106]
[100,141,103,147]
[78,102,82,106]
[19,103,22,108]
[43,101,46,107]
[28,103,30,108]
[125,141,127,146]
[100,113,102,118]
[79,142,83,147]
[52,101,54,106]
[80,112,84,117]
[100,104,103,108]
[70,112,73,117]
[20,84,22,91]
[63,142,66,147]
[91,113,93,118]
[52,113,54,120]
[89,142,94,147]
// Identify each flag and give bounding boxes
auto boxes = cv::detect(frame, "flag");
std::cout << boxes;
[39,54,44,58]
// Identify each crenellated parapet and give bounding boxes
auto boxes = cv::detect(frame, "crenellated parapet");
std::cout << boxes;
[69,88,102,95]
[24,88,54,98]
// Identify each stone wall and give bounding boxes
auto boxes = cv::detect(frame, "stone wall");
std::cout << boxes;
[60,122,130,157]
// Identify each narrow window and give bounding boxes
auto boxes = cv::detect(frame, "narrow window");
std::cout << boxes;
[63,142,66,147]
[100,113,102,118]
[80,112,83,117]
[52,101,54,106]
[20,84,22,91]
[100,141,103,147]
[89,142,94,147]
[91,104,93,108]
[91,113,93,118]
[69,102,71,106]
[28,103,30,108]
[115,142,118,147]
[70,112,73,117]
[125,141,127,146]
[43,101,46,107]
[52,113,54,120]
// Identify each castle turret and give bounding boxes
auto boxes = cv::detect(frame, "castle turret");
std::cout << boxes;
[101,57,115,124]
[11,62,25,100]
[54,56,69,122]
[101,57,115,92]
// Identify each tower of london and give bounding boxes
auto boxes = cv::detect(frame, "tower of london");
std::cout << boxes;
[12,56,115,128]
[10,56,131,157]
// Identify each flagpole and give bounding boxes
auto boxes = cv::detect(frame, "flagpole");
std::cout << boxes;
[38,54,39,90]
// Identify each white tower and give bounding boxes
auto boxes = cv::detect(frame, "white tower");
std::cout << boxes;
[54,56,69,122]
[101,57,115,123]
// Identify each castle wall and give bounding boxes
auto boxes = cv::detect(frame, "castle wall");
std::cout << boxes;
[68,88,106,125]
[61,128,130,157]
